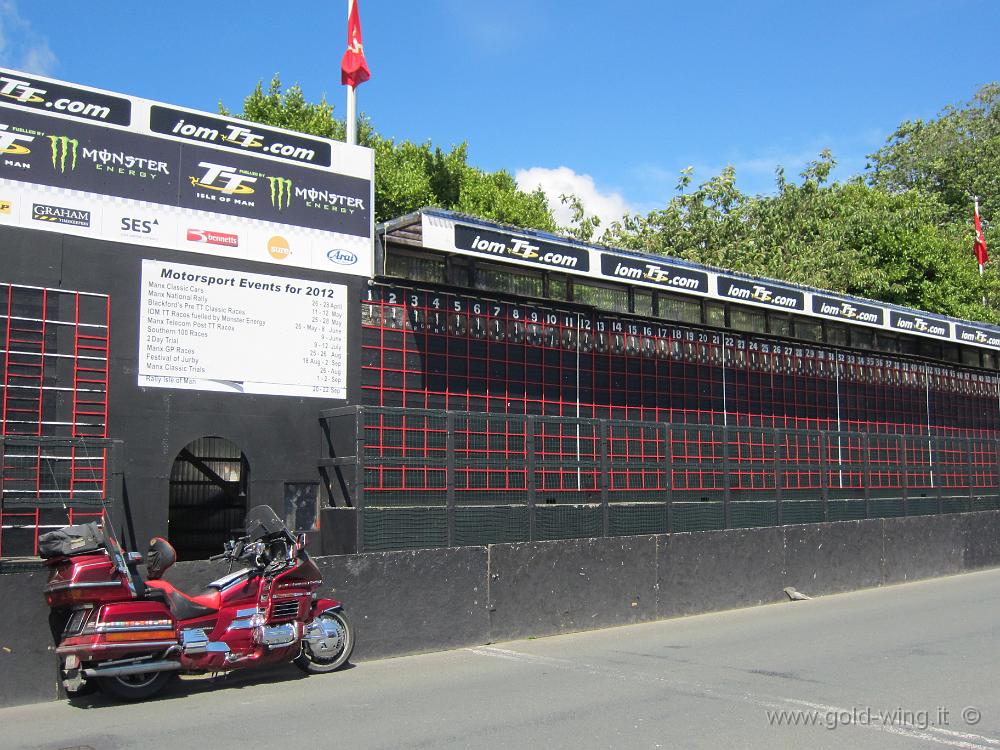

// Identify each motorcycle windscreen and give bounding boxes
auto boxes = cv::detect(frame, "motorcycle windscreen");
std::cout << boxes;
[245,505,288,540]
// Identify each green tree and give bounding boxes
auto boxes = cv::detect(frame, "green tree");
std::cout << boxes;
[221,76,555,230]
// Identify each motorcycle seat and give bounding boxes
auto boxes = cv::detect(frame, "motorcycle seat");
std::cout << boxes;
[146,579,221,621]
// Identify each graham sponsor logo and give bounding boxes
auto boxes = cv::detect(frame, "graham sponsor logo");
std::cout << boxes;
[81,147,169,179]
[0,72,131,125]
[890,311,949,338]
[812,295,883,325]
[326,248,358,265]
[267,235,290,260]
[32,202,90,227]
[601,253,706,292]
[0,123,34,155]
[48,135,78,173]
[149,105,330,166]
[720,277,803,310]
[189,162,257,205]
[187,228,238,247]
[956,325,1000,348]
[454,224,589,271]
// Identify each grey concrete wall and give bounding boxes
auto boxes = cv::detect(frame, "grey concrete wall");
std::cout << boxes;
[4,510,1000,708]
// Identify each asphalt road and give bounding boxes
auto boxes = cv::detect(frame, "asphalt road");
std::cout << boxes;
[4,568,1000,750]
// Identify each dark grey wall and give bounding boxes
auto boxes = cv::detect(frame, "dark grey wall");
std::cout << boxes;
[0,225,367,551]
[4,510,1000,708]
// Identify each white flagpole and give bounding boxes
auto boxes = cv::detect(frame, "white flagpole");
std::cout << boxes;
[346,0,357,146]
[976,197,984,277]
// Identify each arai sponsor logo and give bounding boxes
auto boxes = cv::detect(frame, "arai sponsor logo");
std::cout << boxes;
[326,249,358,265]
[267,235,291,260]
[32,203,90,227]
[187,228,238,247]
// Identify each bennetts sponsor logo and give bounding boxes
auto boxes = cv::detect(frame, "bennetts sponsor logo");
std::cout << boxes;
[811,294,884,325]
[149,105,332,167]
[600,253,707,292]
[187,228,238,247]
[0,70,132,125]
[719,276,804,310]
[454,224,589,271]
[889,311,949,338]
[32,202,90,227]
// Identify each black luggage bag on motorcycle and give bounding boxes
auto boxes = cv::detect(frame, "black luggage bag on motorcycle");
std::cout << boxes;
[38,522,106,559]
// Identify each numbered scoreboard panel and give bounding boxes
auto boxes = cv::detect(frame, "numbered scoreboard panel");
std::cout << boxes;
[360,283,1000,435]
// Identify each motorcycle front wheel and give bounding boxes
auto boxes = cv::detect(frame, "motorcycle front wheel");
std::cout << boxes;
[294,609,354,674]
[96,670,174,701]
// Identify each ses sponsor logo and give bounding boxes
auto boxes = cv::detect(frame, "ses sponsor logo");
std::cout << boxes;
[149,105,331,167]
[0,72,132,125]
[120,217,160,235]
[32,202,90,227]
[267,235,291,260]
[187,228,238,248]
[326,249,358,266]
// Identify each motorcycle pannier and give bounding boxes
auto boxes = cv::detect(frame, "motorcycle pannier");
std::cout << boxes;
[38,522,106,559]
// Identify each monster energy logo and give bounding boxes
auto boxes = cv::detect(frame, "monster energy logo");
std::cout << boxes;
[48,135,79,173]
[267,176,292,209]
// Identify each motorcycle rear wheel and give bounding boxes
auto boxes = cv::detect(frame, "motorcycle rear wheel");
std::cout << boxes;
[95,670,174,701]
[294,609,354,674]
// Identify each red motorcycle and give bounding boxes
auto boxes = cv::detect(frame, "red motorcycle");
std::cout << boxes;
[41,505,354,701]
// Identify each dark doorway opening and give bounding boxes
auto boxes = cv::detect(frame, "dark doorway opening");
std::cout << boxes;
[168,437,248,560]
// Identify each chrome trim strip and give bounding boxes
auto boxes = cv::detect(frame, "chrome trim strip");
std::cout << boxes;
[95,624,173,633]
[46,581,121,592]
[228,619,253,630]
[235,607,258,618]
[57,639,178,654]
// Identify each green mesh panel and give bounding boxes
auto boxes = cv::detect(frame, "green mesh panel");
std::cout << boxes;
[871,498,905,518]
[535,505,602,540]
[780,500,825,525]
[827,499,867,521]
[941,498,972,515]
[362,507,448,551]
[453,505,529,546]
[608,503,669,536]
[906,498,939,516]
[973,497,1000,512]
[671,501,725,532]
[730,501,778,528]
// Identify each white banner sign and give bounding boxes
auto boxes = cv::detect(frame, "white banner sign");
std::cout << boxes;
[139,259,347,398]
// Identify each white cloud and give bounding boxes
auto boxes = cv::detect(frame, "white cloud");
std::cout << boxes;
[0,0,56,75]
[516,166,632,231]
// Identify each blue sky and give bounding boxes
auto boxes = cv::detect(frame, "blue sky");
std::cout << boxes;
[1,1,997,228]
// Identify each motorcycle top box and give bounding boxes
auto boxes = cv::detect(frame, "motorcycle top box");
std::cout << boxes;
[43,505,354,701]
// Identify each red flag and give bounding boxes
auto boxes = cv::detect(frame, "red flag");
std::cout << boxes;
[974,201,989,267]
[341,0,371,88]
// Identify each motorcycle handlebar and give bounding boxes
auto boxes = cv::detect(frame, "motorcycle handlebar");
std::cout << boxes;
[208,552,228,561]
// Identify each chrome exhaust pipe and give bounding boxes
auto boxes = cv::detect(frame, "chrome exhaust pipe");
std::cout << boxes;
[83,660,181,678]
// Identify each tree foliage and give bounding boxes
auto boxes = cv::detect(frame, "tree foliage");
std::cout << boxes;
[226,77,1000,323]
[222,76,554,230]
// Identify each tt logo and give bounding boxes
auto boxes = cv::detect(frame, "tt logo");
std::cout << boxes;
[0,123,34,155]
[0,76,46,104]
[190,162,257,194]
[222,125,264,149]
